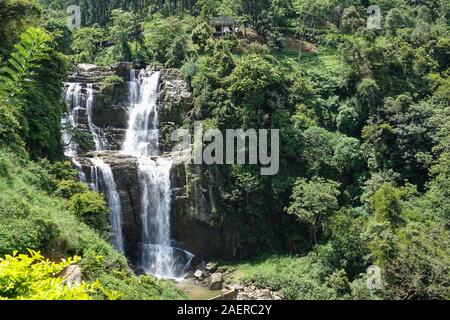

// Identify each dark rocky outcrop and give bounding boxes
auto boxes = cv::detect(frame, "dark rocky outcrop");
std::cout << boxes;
[157,68,193,152]
[170,162,234,260]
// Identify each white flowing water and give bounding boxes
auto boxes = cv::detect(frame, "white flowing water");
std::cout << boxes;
[122,71,160,156]
[122,70,192,278]
[63,82,124,253]
[86,84,109,152]
[90,157,124,252]
[137,157,176,278]
[62,83,82,157]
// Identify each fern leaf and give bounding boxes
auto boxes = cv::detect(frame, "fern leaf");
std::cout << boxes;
[15,44,30,60]
[1,66,19,82]
[7,58,23,74]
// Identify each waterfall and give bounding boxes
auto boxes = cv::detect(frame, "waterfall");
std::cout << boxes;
[122,71,160,156]
[137,157,176,278]
[86,84,109,152]
[63,82,124,253]
[62,83,82,157]
[63,68,192,278]
[90,157,124,252]
[122,70,192,278]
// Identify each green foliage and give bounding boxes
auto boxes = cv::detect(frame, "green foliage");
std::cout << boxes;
[55,179,89,199]
[0,27,52,100]
[165,36,190,68]
[0,27,53,154]
[21,47,68,161]
[71,25,105,64]
[70,192,109,236]
[107,9,139,62]
[0,250,96,300]
[227,53,284,113]
[0,25,66,160]
[370,183,403,226]
[144,15,184,64]
[341,6,365,34]
[0,0,42,59]
[191,22,211,52]
[328,209,370,278]
[94,271,187,300]
[287,177,341,243]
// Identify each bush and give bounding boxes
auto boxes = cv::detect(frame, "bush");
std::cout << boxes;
[70,192,109,236]
[93,271,187,300]
[55,179,89,199]
[0,218,58,257]
[0,250,95,300]
[165,36,189,68]
[191,22,211,52]
[99,75,125,94]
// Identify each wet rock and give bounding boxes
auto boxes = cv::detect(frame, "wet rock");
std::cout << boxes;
[77,63,100,73]
[157,68,193,152]
[257,289,272,300]
[209,272,223,290]
[205,262,218,273]
[194,269,204,280]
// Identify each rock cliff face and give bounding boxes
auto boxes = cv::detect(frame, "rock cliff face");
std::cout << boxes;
[170,162,233,260]
[156,68,193,153]
[67,63,233,268]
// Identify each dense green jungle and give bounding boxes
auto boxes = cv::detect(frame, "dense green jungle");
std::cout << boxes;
[0,0,448,301]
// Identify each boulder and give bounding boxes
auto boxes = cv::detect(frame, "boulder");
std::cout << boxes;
[61,265,82,287]
[77,63,100,73]
[205,262,218,273]
[209,272,223,290]
[194,269,204,280]
[111,62,134,80]
[256,289,272,300]
[271,291,284,300]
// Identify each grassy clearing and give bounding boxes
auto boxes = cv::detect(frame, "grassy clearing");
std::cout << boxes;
[275,45,345,75]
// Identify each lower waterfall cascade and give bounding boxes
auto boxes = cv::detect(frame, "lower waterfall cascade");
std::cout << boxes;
[63,67,194,279]
[90,157,124,253]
